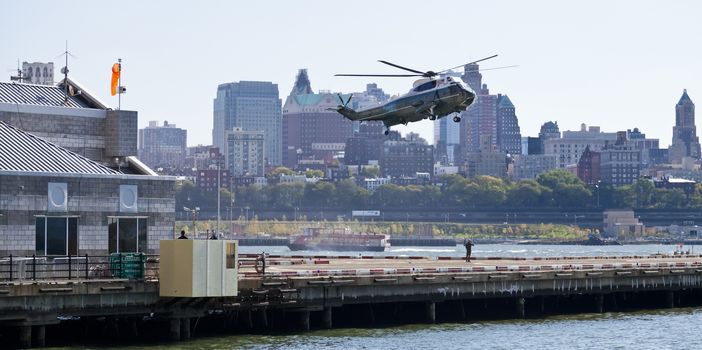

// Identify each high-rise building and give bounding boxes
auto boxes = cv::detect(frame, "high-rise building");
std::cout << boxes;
[282,69,354,169]
[344,124,394,166]
[600,132,641,186]
[465,134,507,178]
[670,89,700,163]
[434,114,462,165]
[225,128,265,177]
[138,121,187,169]
[576,146,601,185]
[512,154,557,180]
[22,62,54,85]
[460,65,521,158]
[380,134,434,178]
[186,145,223,170]
[463,83,497,154]
[213,81,282,166]
[544,124,617,168]
[496,94,522,155]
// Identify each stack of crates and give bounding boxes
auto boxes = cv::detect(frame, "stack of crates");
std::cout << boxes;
[109,252,145,279]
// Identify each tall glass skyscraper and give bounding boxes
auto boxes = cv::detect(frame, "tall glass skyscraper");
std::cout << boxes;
[213,81,282,166]
[434,115,461,165]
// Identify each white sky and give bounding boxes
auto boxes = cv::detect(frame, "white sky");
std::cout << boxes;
[3,0,701,147]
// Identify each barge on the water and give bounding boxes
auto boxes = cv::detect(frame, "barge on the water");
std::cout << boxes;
[288,227,387,252]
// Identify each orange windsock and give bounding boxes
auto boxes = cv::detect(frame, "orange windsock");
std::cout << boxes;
[110,63,121,96]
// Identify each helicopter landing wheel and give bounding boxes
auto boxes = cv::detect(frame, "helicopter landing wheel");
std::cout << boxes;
[453,115,461,123]
[429,115,437,121]
[384,129,389,135]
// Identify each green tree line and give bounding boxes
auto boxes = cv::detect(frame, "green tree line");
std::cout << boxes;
[176,169,702,212]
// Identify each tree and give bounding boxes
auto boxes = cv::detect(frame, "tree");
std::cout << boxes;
[440,174,470,207]
[471,176,507,207]
[269,166,296,177]
[507,180,548,207]
[360,166,380,178]
[654,188,687,209]
[269,183,304,209]
[536,169,592,207]
[304,182,337,207]
[336,179,369,208]
[304,169,324,178]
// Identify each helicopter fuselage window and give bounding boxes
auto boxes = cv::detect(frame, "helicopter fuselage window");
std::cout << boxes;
[415,80,437,92]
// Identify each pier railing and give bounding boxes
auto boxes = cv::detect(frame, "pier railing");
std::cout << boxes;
[0,253,160,282]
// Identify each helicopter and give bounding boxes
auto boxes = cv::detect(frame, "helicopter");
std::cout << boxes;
[331,55,498,135]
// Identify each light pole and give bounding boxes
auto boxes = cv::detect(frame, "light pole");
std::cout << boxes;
[184,206,200,239]
[596,181,601,208]
[216,162,221,237]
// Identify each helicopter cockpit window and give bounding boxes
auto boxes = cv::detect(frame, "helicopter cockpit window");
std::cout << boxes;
[415,80,437,92]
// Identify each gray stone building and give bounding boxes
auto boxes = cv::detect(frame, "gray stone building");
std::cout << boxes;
[0,79,137,168]
[0,79,174,256]
[0,121,174,256]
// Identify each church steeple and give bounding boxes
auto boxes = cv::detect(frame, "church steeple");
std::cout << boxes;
[678,88,693,106]
[290,69,313,96]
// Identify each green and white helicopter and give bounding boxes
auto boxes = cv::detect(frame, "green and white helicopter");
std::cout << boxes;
[332,55,498,135]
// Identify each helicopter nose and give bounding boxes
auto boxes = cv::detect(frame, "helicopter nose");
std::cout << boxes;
[462,86,476,104]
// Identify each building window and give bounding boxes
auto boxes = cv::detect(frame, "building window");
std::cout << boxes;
[35,217,78,256]
[108,217,148,253]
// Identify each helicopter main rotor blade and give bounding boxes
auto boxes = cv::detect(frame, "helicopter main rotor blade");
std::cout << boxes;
[463,65,519,73]
[437,55,499,74]
[377,60,426,75]
[335,74,423,77]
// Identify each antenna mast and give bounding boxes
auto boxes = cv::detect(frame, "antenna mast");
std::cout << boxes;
[10,59,24,83]
[59,40,76,104]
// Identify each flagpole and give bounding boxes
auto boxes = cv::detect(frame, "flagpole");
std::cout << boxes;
[117,58,122,110]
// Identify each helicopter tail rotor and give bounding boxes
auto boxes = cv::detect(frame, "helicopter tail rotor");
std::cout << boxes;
[336,93,353,107]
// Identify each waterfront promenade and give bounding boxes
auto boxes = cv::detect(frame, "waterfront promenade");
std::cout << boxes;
[2,253,702,347]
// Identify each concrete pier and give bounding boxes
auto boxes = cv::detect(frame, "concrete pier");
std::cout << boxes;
[594,294,604,313]
[169,318,181,342]
[425,302,436,323]
[19,325,32,349]
[32,325,45,348]
[3,254,702,347]
[515,298,526,319]
[321,307,333,329]
[296,311,310,331]
[253,310,268,330]
[180,318,191,340]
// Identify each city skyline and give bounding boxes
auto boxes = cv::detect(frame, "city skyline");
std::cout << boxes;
[3,0,702,147]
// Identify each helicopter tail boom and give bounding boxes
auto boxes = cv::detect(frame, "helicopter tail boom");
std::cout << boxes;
[328,105,362,120]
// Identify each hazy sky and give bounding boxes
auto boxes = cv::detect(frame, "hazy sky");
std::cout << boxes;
[3,0,701,147]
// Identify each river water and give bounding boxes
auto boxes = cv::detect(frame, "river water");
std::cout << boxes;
[49,244,701,350]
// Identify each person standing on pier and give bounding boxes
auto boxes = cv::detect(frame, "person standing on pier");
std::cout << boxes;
[464,239,474,262]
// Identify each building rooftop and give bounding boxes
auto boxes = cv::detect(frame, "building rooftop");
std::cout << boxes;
[0,78,108,109]
[497,95,514,108]
[678,89,693,105]
[0,121,120,175]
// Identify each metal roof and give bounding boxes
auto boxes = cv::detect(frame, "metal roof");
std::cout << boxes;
[0,121,120,175]
[0,81,90,108]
